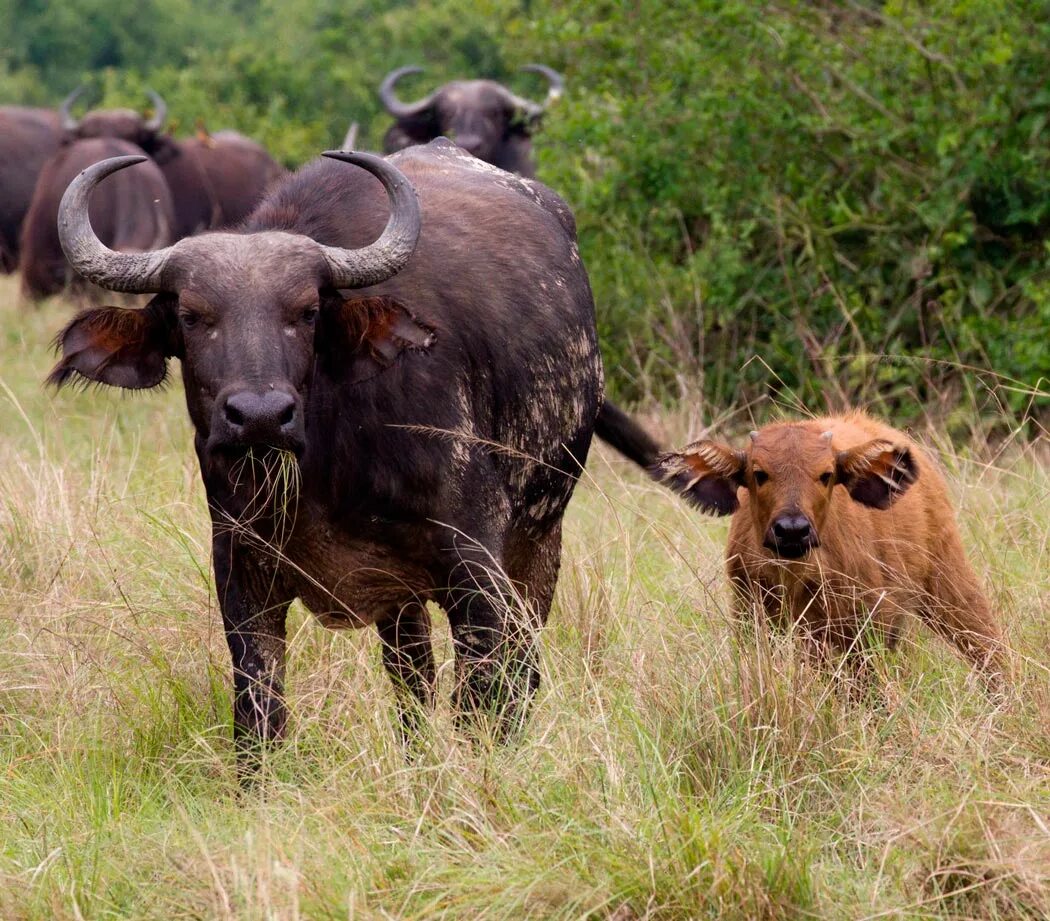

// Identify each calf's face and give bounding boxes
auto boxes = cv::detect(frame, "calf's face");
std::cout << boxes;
[653,424,918,560]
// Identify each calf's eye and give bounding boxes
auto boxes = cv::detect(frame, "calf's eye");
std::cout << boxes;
[753,470,769,486]
[820,472,833,486]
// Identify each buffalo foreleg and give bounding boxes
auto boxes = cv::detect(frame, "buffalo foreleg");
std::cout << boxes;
[213,531,290,773]
[376,602,436,741]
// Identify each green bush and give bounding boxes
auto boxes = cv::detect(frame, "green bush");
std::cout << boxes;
[2,0,1047,420]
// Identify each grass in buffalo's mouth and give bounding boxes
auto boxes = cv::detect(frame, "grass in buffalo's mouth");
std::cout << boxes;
[0,283,1047,920]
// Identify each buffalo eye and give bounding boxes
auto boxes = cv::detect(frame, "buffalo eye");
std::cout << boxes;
[300,305,319,326]
[179,310,202,330]
[819,471,833,486]
[753,469,769,486]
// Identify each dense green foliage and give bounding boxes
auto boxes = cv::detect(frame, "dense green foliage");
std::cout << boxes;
[2,0,1047,417]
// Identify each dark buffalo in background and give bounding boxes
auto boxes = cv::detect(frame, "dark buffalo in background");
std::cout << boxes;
[59,89,282,238]
[58,86,170,152]
[379,64,563,177]
[180,129,286,227]
[0,105,62,271]
[49,140,601,763]
[58,87,213,238]
[21,137,174,300]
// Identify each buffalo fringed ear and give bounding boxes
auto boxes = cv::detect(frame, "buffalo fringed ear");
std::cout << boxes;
[46,295,181,391]
[649,440,747,516]
[318,293,435,383]
[835,438,918,509]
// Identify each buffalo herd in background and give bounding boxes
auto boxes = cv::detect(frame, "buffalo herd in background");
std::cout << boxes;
[0,88,284,299]
[1,65,1007,770]
[0,63,562,299]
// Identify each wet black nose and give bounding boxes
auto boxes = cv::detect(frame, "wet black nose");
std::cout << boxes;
[771,514,812,543]
[765,513,817,558]
[222,390,298,440]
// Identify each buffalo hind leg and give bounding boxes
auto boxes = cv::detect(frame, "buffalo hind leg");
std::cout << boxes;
[213,530,290,778]
[441,537,542,742]
[376,602,436,743]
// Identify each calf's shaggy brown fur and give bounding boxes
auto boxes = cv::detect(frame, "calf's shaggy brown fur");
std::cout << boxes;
[655,411,1004,681]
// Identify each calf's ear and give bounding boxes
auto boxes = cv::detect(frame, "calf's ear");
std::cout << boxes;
[47,297,180,390]
[318,294,435,383]
[650,440,747,515]
[835,439,918,509]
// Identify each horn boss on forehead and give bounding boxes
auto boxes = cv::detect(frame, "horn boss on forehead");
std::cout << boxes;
[57,151,422,294]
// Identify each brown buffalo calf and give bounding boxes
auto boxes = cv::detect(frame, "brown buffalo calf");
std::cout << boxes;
[654,411,1004,681]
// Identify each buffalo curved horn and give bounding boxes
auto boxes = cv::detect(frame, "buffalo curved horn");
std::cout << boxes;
[59,86,85,132]
[378,66,437,119]
[318,151,421,288]
[58,156,174,293]
[520,64,565,108]
[502,65,565,123]
[144,90,167,133]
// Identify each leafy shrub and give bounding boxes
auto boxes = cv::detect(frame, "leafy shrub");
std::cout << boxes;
[2,0,1046,421]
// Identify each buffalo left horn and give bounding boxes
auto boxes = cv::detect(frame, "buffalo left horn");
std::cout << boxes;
[58,156,174,293]
[378,66,437,119]
[59,86,85,132]
[144,90,167,132]
[319,151,421,288]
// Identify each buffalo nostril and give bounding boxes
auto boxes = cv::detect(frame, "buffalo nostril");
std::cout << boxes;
[277,401,295,428]
[224,400,245,427]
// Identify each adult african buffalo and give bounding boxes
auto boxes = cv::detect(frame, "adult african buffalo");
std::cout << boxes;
[49,139,601,766]
[180,129,286,227]
[59,86,170,152]
[379,65,563,177]
[60,87,216,239]
[21,138,174,300]
[0,106,62,271]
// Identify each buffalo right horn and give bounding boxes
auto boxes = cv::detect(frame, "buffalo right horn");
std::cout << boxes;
[378,66,437,119]
[520,64,565,108]
[144,90,167,133]
[318,151,421,289]
[58,156,174,293]
[59,86,85,132]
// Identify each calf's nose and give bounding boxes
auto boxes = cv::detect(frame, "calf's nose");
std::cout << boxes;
[771,514,813,543]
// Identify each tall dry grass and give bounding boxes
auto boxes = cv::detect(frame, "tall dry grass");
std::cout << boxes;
[0,279,1047,919]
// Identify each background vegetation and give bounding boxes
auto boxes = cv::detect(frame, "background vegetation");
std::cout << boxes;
[2,0,1047,420]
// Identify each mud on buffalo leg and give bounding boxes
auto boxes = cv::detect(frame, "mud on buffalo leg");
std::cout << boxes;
[213,530,290,772]
[375,602,436,742]
[504,523,563,631]
[440,535,542,741]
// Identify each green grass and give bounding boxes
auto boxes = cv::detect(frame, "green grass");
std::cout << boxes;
[0,277,1047,919]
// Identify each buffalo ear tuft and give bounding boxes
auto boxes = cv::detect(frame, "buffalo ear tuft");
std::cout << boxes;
[835,439,918,509]
[650,440,746,516]
[47,298,179,391]
[318,294,435,383]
